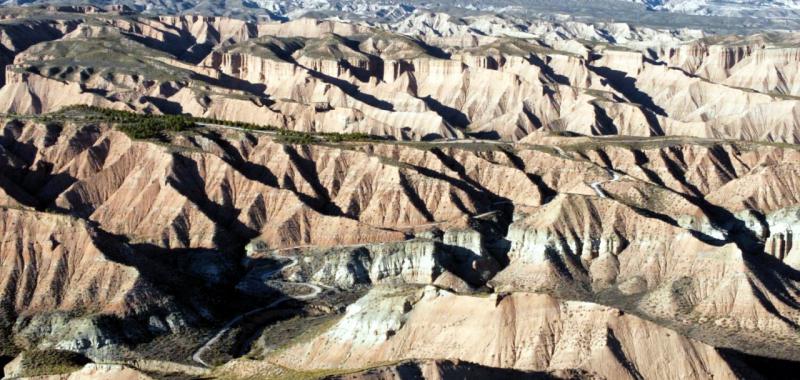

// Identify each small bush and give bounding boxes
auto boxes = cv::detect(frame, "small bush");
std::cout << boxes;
[19,349,91,377]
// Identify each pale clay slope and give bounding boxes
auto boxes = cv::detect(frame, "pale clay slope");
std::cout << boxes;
[4,362,155,380]
[1,13,800,142]
[2,9,800,379]
[274,288,740,380]
[3,119,800,368]
[0,208,141,316]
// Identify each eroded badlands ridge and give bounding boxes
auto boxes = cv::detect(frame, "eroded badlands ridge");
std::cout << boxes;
[0,112,798,378]
[1,9,800,143]
[2,6,800,380]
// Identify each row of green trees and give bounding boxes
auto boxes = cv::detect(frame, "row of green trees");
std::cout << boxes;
[116,116,195,139]
[56,105,377,143]
[190,116,279,132]
[59,105,196,139]
[275,129,374,144]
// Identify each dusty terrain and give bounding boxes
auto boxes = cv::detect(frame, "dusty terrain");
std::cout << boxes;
[1,8,800,143]
[0,5,799,380]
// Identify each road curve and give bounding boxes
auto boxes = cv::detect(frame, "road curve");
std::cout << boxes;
[191,256,322,368]
[193,200,511,367]
[588,169,622,199]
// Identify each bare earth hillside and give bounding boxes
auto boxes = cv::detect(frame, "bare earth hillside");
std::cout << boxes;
[0,5,799,380]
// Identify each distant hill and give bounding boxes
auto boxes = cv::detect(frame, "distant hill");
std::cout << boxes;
[627,0,800,17]
[2,0,800,31]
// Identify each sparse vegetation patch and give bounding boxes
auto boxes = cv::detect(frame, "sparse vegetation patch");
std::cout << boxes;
[16,349,91,377]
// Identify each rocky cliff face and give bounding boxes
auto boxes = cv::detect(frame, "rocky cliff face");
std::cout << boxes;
[663,36,800,96]
[1,6,800,380]
[0,18,79,88]
[274,288,742,380]
[1,10,800,143]
[0,209,139,316]
[2,113,799,368]
[0,206,204,361]
[0,113,799,378]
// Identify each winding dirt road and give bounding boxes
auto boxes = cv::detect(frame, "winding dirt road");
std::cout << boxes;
[589,169,622,199]
[191,256,322,367]
[190,190,510,367]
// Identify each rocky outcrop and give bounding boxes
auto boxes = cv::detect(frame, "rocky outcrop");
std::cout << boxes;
[157,15,254,46]
[663,35,800,96]
[1,11,799,142]
[763,207,800,267]
[61,364,156,379]
[5,362,156,380]
[307,240,444,288]
[0,208,142,316]
[0,207,199,361]
[324,359,593,380]
[274,287,743,380]
[3,118,800,363]
[267,231,497,290]
[0,18,80,87]
[0,70,124,114]
[2,10,800,377]
[491,194,800,359]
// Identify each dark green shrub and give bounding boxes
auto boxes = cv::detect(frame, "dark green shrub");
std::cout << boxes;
[18,349,91,377]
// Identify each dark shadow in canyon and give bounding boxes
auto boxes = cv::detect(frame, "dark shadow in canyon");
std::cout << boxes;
[592,103,619,135]
[0,123,101,211]
[589,65,667,117]
[527,54,571,86]
[502,150,557,205]
[421,95,470,129]
[282,145,348,218]
[719,348,800,379]
[168,153,261,247]
[198,131,279,188]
